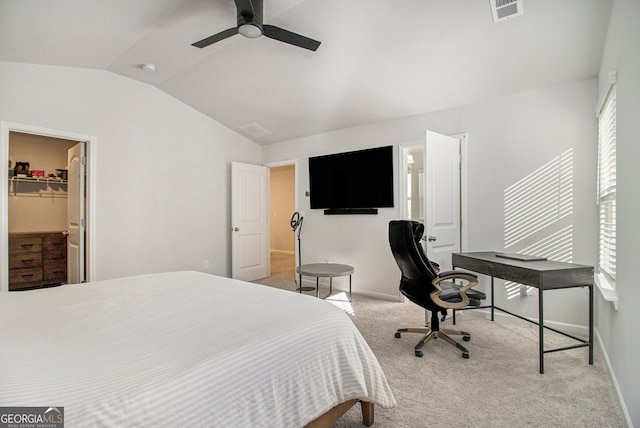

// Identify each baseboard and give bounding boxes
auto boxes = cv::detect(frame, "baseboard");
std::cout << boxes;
[595,328,633,428]
[353,289,402,302]
[456,307,590,336]
[298,277,400,302]
[270,249,294,255]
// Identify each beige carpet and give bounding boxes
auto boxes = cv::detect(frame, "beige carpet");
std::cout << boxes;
[255,252,625,427]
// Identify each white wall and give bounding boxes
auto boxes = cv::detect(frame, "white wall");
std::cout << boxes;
[0,62,261,280]
[263,79,599,321]
[595,0,640,425]
[461,80,598,327]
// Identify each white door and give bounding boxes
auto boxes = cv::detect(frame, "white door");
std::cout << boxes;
[67,143,85,284]
[424,130,461,271]
[231,162,269,281]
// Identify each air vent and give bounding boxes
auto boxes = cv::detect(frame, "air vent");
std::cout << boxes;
[490,0,523,23]
[238,122,272,138]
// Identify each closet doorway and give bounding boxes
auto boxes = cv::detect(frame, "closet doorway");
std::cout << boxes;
[0,121,96,292]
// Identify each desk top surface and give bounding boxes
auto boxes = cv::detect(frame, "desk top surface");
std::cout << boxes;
[296,263,354,277]
[453,251,591,270]
[453,252,593,289]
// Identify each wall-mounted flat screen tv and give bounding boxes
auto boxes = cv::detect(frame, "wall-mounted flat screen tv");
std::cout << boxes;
[309,145,394,214]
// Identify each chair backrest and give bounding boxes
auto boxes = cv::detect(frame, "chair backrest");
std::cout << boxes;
[388,220,439,307]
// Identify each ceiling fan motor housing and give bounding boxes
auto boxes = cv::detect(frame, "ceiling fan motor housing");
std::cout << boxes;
[237,0,263,38]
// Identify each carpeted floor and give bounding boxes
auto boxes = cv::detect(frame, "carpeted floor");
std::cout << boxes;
[254,252,625,427]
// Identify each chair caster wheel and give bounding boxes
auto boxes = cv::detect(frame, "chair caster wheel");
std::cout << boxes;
[395,332,401,338]
[415,350,423,357]
[462,353,469,359]
[463,336,470,342]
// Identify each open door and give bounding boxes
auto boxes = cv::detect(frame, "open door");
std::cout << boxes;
[67,143,85,284]
[231,162,269,281]
[424,130,462,271]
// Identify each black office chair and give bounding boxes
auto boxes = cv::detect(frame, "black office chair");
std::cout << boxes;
[388,220,486,358]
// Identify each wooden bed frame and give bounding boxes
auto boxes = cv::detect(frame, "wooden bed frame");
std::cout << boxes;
[305,400,374,427]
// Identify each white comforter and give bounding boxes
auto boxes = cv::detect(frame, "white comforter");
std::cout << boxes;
[0,271,395,427]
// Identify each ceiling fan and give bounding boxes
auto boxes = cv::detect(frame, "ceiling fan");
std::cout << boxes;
[192,0,321,51]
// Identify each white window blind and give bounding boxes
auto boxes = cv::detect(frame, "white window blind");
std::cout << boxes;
[597,84,616,283]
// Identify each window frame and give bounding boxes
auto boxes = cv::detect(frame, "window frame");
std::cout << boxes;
[595,71,618,309]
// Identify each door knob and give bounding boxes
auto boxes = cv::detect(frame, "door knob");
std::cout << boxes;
[233,227,240,232]
[62,230,69,236]
[427,235,437,242]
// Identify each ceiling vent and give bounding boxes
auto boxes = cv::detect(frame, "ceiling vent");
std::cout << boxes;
[490,0,523,23]
[239,122,272,138]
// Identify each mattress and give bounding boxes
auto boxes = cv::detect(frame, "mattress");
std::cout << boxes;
[0,271,395,427]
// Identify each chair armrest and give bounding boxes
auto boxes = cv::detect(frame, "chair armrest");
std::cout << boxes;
[430,272,479,310]
[431,261,440,273]
[437,270,477,280]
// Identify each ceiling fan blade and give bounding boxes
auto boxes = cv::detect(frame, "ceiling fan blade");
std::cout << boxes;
[192,27,238,48]
[263,25,321,51]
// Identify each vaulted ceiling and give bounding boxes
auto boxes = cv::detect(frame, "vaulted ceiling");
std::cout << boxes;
[0,0,612,145]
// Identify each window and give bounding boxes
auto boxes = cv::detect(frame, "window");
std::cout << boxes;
[597,81,616,287]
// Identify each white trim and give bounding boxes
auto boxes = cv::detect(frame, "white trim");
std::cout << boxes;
[398,140,422,221]
[265,159,298,213]
[452,132,470,251]
[265,159,299,276]
[270,249,294,256]
[595,272,619,310]
[595,328,633,427]
[595,75,618,308]
[465,308,591,336]
[596,70,617,117]
[352,289,401,302]
[265,159,298,169]
[302,276,401,302]
[0,121,97,292]
[0,123,8,292]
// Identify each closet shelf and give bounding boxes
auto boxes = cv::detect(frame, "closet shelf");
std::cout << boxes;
[8,177,68,185]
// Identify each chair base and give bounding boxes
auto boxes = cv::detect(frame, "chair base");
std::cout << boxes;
[395,327,471,358]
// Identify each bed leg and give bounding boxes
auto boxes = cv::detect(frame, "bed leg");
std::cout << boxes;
[360,401,374,426]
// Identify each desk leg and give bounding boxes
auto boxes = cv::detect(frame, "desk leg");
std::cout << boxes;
[316,277,319,298]
[539,288,545,374]
[490,277,495,322]
[349,274,352,301]
[589,283,594,365]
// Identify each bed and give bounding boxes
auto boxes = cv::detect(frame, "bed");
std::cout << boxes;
[0,271,395,426]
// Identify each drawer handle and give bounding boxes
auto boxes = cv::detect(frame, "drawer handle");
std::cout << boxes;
[52,243,63,247]
[20,244,34,249]
[21,259,35,264]
[21,273,35,278]
[54,271,65,275]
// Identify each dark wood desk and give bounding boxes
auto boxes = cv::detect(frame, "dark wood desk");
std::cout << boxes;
[452,251,594,374]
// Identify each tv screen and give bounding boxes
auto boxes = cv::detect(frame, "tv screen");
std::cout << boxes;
[309,145,394,212]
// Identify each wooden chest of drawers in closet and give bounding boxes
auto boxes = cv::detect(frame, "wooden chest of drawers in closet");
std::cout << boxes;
[8,232,67,291]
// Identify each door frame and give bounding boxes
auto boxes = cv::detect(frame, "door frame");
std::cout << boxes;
[399,132,469,251]
[265,159,299,273]
[454,132,469,251]
[0,121,97,292]
[398,140,424,221]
